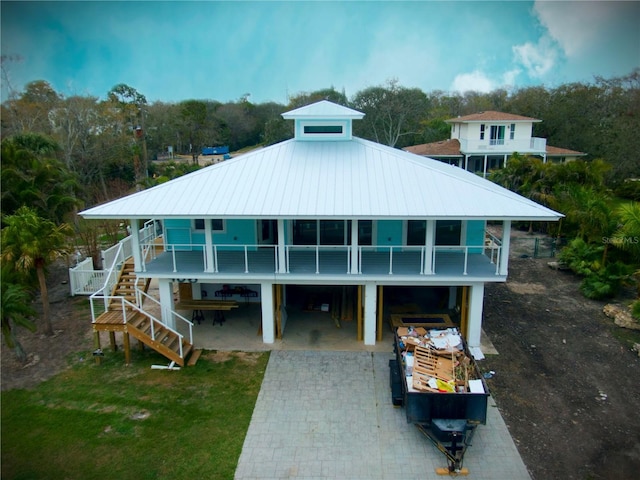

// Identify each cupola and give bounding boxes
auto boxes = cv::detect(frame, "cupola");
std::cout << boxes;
[281,100,365,141]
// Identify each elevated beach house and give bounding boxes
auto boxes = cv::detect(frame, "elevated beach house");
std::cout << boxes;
[80,101,561,365]
[404,111,586,177]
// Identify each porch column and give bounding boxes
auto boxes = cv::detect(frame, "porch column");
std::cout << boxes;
[277,219,287,274]
[204,221,214,273]
[158,279,175,330]
[424,220,435,274]
[503,154,508,168]
[499,220,511,275]
[483,155,488,178]
[131,218,142,271]
[363,282,377,345]
[260,282,275,343]
[466,283,485,349]
[464,155,469,171]
[350,220,359,274]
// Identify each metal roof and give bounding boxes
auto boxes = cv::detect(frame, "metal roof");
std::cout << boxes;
[81,136,562,221]
[281,100,365,119]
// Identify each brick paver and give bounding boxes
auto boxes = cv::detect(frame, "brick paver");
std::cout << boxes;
[235,351,530,480]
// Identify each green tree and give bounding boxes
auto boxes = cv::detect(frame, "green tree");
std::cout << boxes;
[1,272,37,363]
[1,206,73,336]
[107,84,149,187]
[614,202,640,263]
[351,79,429,147]
[1,134,81,223]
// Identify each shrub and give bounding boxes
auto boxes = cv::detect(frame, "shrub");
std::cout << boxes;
[579,262,633,300]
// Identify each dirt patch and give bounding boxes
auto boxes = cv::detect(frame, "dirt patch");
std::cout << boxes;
[506,282,547,295]
[483,256,640,480]
[1,261,94,391]
[2,252,640,479]
[205,351,262,365]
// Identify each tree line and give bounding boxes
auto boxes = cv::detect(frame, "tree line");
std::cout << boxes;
[2,70,639,209]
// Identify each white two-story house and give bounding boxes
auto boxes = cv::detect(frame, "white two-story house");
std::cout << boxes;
[80,101,561,364]
[405,111,586,177]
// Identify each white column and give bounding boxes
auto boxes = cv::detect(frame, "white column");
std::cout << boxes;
[467,283,485,349]
[158,279,175,329]
[363,282,377,345]
[131,218,142,271]
[204,220,214,272]
[277,219,287,274]
[499,220,511,275]
[424,220,435,274]
[260,282,275,343]
[483,155,488,178]
[351,220,359,274]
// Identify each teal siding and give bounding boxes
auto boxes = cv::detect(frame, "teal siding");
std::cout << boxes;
[466,220,486,253]
[376,220,403,247]
[214,219,256,251]
[164,219,193,251]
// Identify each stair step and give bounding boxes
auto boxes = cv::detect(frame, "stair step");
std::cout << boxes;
[187,349,202,366]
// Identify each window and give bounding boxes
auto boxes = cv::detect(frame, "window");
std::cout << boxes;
[480,124,485,140]
[303,125,343,134]
[194,219,225,231]
[490,125,505,145]
[510,123,515,140]
[436,220,461,245]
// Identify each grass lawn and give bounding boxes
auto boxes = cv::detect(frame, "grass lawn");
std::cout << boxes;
[1,349,269,480]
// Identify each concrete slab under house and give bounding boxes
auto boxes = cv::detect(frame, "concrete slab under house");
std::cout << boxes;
[79,100,562,365]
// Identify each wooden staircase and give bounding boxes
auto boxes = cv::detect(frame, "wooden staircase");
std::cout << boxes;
[110,259,151,307]
[92,258,197,367]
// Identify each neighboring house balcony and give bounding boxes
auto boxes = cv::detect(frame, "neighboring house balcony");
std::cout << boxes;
[458,137,546,155]
[138,239,505,282]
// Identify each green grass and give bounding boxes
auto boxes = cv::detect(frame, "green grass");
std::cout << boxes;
[1,349,269,480]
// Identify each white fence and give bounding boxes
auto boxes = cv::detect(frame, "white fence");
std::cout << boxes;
[69,221,157,296]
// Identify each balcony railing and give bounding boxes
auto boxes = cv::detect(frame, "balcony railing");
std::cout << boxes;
[459,137,546,154]
[141,241,503,278]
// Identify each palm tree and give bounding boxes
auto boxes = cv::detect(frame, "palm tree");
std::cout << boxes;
[614,202,640,263]
[1,134,81,224]
[1,206,73,336]
[1,273,37,363]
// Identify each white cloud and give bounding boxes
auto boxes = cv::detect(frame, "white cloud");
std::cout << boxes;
[512,37,558,78]
[533,0,626,57]
[450,71,495,93]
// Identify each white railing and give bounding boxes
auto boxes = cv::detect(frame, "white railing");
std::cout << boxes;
[285,245,351,274]
[213,244,277,274]
[69,257,103,295]
[358,245,426,275]
[484,232,502,267]
[459,137,546,154]
[69,221,159,295]
[89,292,193,360]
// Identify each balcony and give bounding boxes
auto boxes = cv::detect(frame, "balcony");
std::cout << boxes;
[139,242,504,280]
[459,137,546,155]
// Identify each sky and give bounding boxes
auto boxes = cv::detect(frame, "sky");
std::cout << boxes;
[2,0,639,104]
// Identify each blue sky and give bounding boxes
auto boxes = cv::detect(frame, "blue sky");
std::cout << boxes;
[2,1,639,104]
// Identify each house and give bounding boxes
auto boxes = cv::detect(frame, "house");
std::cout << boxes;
[80,101,561,364]
[404,111,586,177]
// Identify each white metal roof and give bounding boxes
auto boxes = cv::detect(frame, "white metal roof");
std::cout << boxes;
[81,136,562,221]
[281,100,365,119]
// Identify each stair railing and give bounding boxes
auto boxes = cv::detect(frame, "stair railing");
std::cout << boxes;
[89,242,126,315]
[136,288,194,356]
[91,292,193,360]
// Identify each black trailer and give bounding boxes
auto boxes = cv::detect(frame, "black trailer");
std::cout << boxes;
[389,327,490,475]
